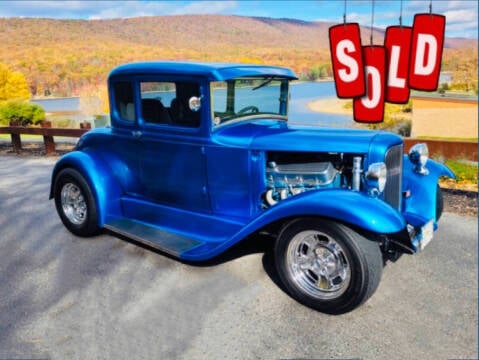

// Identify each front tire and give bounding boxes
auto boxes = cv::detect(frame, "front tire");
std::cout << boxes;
[54,168,100,237]
[274,218,383,314]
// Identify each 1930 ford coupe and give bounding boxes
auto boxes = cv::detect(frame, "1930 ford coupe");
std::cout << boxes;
[50,62,454,314]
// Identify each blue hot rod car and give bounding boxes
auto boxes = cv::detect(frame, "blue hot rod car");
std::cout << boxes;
[50,62,454,314]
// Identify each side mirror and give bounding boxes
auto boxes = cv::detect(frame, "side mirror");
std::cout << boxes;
[188,96,202,112]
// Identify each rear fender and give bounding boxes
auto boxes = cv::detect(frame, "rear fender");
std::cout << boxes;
[50,151,123,227]
[402,156,455,227]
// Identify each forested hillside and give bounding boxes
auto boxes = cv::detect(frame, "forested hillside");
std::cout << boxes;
[0,15,476,97]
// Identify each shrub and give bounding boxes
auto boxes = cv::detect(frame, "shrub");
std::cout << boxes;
[344,100,413,137]
[54,118,76,128]
[444,160,478,184]
[0,100,45,126]
[368,118,412,137]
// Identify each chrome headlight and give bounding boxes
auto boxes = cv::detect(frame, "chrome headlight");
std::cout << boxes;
[409,143,429,175]
[365,162,387,196]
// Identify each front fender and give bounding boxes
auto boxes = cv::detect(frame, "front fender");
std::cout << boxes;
[253,189,407,234]
[50,151,123,227]
[181,189,406,261]
[402,156,455,227]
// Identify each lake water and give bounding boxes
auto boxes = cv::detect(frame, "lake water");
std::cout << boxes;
[32,81,355,128]
[31,96,80,112]
[289,81,353,127]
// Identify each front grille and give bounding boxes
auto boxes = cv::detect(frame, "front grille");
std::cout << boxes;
[384,144,403,210]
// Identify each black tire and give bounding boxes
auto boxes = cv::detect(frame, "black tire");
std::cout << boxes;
[54,168,100,237]
[436,185,444,222]
[274,217,383,314]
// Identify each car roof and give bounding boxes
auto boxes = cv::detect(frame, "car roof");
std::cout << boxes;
[108,61,298,81]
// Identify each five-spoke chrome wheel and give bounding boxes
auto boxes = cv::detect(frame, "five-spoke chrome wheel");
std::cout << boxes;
[286,230,351,300]
[275,218,383,314]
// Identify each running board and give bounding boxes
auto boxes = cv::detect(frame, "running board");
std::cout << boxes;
[104,218,202,257]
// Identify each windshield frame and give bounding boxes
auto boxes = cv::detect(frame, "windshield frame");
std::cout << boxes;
[210,76,290,128]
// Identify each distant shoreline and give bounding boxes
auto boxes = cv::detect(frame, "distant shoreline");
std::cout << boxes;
[307,97,351,115]
[307,95,478,140]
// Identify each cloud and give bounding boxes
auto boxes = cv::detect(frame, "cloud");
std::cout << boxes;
[0,1,111,18]
[0,0,238,19]
[318,1,477,38]
[443,8,478,37]
[413,1,478,39]
[0,0,476,38]
[87,2,174,20]
[170,1,237,16]
[88,1,237,19]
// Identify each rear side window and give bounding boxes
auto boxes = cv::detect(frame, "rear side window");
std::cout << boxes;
[114,81,135,122]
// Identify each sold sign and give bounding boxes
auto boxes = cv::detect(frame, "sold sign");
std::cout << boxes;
[329,12,445,123]
[385,26,412,104]
[329,23,365,98]
[409,14,446,91]
[353,46,386,122]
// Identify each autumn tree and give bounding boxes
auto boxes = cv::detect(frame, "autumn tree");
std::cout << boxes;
[0,63,31,101]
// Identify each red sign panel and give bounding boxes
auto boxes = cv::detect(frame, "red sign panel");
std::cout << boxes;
[353,46,386,123]
[329,23,365,98]
[409,13,445,91]
[384,26,412,104]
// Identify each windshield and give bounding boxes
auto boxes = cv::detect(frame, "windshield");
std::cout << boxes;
[211,77,290,127]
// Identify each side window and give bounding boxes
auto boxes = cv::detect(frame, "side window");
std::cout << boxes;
[140,81,200,128]
[114,81,135,122]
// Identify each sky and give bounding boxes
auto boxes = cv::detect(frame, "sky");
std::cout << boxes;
[0,0,477,39]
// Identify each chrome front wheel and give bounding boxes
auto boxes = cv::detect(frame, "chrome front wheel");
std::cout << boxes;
[287,230,351,300]
[275,218,383,314]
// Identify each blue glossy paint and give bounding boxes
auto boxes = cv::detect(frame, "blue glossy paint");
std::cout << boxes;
[51,62,456,261]
[180,189,407,261]
[109,61,298,82]
[213,121,402,154]
[50,150,124,226]
[402,156,455,227]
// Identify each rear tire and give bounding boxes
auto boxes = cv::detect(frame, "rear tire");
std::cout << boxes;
[54,168,100,237]
[274,218,383,314]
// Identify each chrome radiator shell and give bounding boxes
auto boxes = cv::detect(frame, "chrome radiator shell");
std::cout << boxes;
[383,144,403,210]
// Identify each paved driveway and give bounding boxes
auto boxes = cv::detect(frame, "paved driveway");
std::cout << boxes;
[0,156,477,360]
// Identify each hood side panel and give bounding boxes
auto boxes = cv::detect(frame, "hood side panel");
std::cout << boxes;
[213,121,402,154]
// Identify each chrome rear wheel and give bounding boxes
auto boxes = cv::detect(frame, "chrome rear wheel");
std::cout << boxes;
[54,168,99,237]
[61,183,87,225]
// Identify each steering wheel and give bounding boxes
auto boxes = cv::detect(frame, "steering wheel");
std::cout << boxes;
[237,105,259,115]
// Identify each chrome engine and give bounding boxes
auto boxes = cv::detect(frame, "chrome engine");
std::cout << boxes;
[262,145,403,209]
[264,161,339,207]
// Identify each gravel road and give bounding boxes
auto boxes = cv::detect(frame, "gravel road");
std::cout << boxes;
[0,156,477,360]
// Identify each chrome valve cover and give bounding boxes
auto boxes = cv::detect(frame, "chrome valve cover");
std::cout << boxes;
[264,162,338,206]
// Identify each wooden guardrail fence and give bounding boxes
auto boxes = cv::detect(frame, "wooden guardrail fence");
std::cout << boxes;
[0,126,89,154]
[0,126,477,161]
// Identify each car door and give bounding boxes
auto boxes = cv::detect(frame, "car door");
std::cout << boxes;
[107,79,143,197]
[136,79,211,213]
